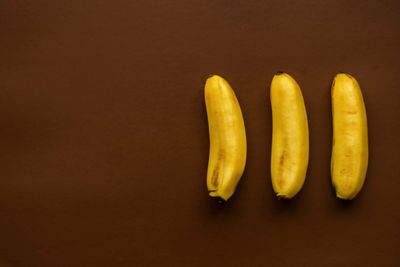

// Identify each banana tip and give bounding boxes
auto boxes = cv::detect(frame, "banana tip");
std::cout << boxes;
[336,192,354,200]
[335,72,354,80]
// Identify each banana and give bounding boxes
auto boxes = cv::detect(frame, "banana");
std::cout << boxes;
[270,73,309,199]
[331,73,368,200]
[204,75,247,201]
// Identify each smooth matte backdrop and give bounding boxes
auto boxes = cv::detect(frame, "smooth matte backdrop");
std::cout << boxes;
[0,0,399,266]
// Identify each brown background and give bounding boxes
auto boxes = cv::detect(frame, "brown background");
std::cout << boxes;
[0,0,399,266]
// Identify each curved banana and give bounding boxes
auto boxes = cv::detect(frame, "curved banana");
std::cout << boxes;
[205,75,247,201]
[270,73,309,199]
[331,73,368,200]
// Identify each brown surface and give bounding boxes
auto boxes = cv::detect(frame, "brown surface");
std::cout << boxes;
[0,0,399,266]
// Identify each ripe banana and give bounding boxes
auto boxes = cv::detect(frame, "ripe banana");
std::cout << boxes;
[270,73,309,199]
[205,75,247,201]
[331,73,368,200]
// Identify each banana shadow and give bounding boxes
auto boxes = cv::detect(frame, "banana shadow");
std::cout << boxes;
[270,188,307,216]
[199,170,249,221]
[198,195,241,223]
[329,182,367,212]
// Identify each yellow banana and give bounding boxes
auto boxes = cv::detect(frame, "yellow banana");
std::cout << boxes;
[205,75,247,201]
[331,73,368,200]
[270,73,309,199]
